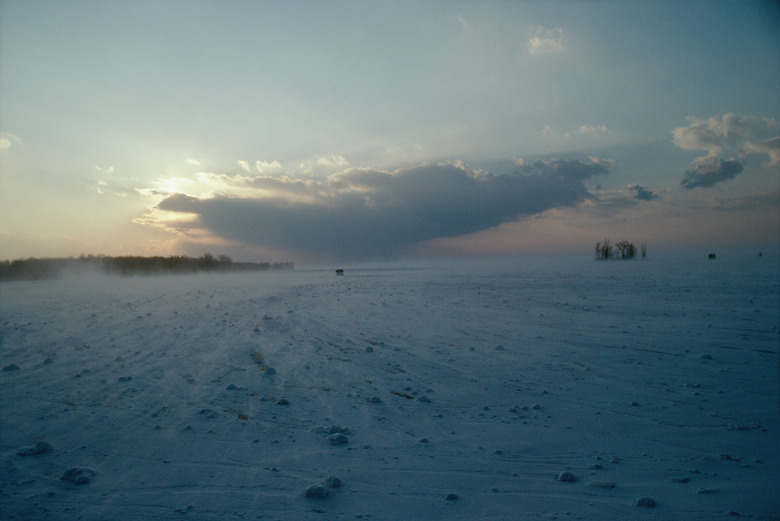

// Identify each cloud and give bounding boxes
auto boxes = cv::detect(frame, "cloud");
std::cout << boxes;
[680,156,745,190]
[672,113,777,156]
[154,159,611,261]
[744,136,780,168]
[255,160,283,173]
[627,184,660,201]
[457,14,470,31]
[673,114,779,188]
[0,132,21,150]
[528,26,565,54]
[710,191,780,212]
[299,154,351,176]
[317,154,349,167]
[540,123,609,139]
[237,160,252,172]
[576,124,608,136]
[588,156,616,167]
[186,158,201,166]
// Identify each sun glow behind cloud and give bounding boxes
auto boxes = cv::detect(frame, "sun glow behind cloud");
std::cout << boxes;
[138,158,618,261]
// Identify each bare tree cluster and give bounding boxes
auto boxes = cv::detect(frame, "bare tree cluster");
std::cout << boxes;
[595,239,646,260]
[0,253,294,281]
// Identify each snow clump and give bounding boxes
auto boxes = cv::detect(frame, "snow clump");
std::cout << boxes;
[556,471,577,482]
[17,441,54,456]
[62,467,96,485]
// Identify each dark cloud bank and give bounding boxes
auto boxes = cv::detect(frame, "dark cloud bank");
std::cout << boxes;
[628,184,660,201]
[680,157,745,190]
[159,159,611,261]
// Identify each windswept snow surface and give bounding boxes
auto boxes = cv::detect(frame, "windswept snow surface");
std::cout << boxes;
[1,255,778,520]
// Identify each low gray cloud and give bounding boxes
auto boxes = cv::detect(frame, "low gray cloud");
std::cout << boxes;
[711,191,780,212]
[680,156,745,190]
[157,159,610,261]
[627,184,659,201]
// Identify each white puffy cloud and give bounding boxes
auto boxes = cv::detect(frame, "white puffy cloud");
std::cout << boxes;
[672,114,779,189]
[0,132,21,150]
[577,124,608,136]
[672,114,778,157]
[300,154,350,175]
[317,154,349,167]
[255,160,283,173]
[528,26,565,54]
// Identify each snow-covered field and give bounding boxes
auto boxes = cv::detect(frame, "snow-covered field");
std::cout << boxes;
[1,254,778,520]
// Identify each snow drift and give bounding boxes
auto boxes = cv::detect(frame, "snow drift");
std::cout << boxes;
[1,255,777,520]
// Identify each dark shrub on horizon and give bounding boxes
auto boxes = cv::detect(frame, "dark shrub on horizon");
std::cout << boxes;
[0,253,293,281]
[595,239,641,260]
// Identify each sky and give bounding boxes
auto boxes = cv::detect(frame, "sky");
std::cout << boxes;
[1,0,778,264]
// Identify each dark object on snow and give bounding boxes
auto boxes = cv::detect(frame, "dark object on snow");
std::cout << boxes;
[635,497,656,507]
[708,253,717,259]
[445,493,458,501]
[335,269,344,276]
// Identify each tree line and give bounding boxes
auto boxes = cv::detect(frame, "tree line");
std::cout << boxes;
[595,239,647,260]
[0,253,293,281]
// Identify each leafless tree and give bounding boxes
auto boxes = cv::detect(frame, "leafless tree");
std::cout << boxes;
[615,240,637,259]
[595,239,613,260]
[596,239,640,260]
